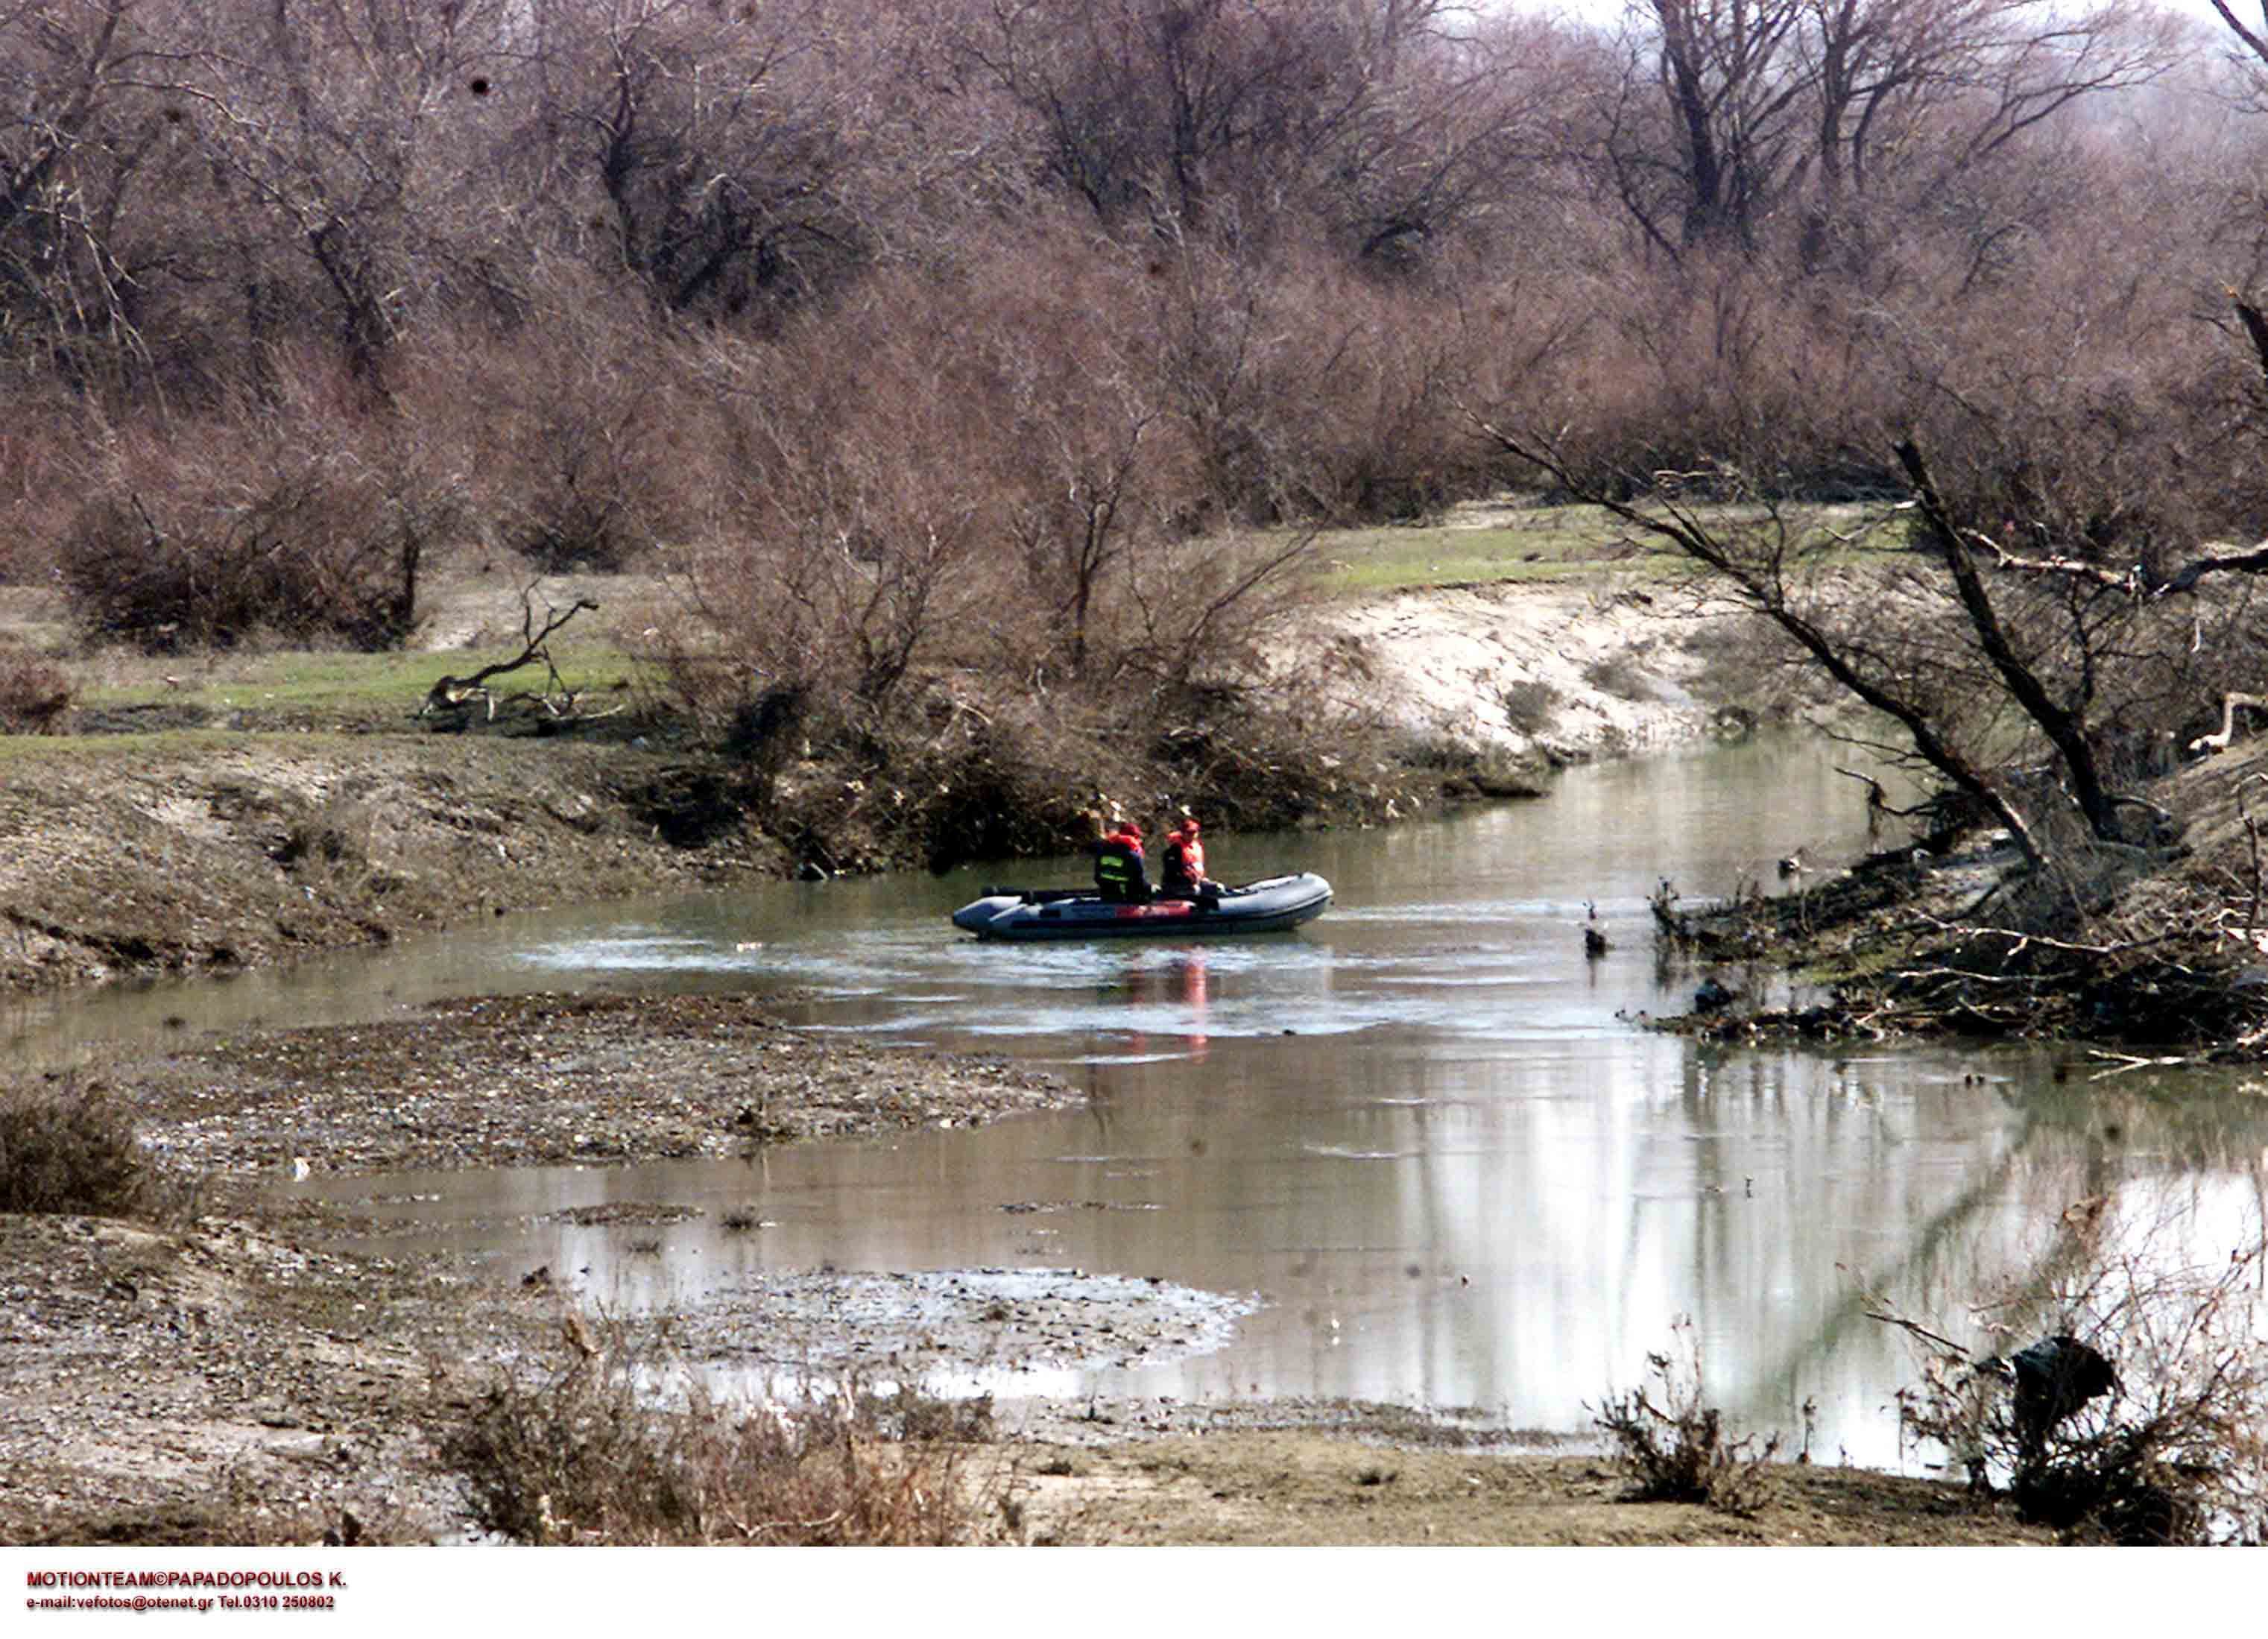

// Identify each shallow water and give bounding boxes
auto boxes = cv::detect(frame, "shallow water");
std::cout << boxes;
[15,736,2267,1467]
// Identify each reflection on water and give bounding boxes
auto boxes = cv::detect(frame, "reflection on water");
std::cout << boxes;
[12,736,2267,1468]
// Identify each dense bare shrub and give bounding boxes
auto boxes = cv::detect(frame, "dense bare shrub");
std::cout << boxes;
[271,794,376,882]
[443,1321,1000,1545]
[659,482,992,767]
[1500,679,1564,738]
[938,235,1327,676]
[413,300,725,577]
[1474,250,1900,496]
[1119,239,1510,525]
[0,1075,168,1219]
[0,643,72,733]
[1593,1316,1780,1516]
[900,685,1154,871]
[654,233,1333,789]
[56,366,461,652]
[493,405,663,575]
[59,470,409,653]
[0,388,95,581]
[1583,651,1659,702]
[1878,244,2268,563]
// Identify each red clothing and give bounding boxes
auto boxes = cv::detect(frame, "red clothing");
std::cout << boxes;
[1161,825,1207,893]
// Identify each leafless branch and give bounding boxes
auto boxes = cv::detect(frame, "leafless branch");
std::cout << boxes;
[417,585,599,720]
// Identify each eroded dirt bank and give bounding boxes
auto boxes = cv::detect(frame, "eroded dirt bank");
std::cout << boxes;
[1304,578,1741,767]
[0,736,774,992]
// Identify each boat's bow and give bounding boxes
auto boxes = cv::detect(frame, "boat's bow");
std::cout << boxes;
[950,892,1024,936]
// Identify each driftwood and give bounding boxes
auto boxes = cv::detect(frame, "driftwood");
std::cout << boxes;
[417,585,599,722]
[2187,692,2268,756]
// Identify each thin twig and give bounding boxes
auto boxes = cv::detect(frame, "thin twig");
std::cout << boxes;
[1911,915,2179,959]
[1865,1310,1973,1362]
[2085,1049,2205,1078]
[1890,967,2053,987]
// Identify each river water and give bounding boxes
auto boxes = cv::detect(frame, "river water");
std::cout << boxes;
[13,736,2267,1468]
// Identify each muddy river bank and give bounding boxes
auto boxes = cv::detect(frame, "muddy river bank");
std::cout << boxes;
[7,575,2247,1548]
[1,988,2059,1547]
[5,764,2182,1544]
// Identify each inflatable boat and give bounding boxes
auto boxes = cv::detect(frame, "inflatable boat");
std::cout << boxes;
[951,872,1333,942]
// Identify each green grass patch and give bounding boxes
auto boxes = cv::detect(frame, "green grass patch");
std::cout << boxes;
[1310,499,1896,598]
[1313,505,1668,596]
[72,640,657,719]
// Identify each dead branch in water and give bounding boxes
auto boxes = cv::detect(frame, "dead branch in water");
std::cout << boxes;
[2085,1049,2209,1077]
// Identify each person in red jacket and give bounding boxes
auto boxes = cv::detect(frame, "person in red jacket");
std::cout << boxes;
[1159,813,1216,900]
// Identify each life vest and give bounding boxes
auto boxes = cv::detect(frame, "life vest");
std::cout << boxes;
[1093,830,1149,902]
[1161,830,1206,892]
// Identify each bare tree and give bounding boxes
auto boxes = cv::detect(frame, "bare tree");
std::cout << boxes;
[1471,404,2234,864]
[159,0,522,385]
[508,0,878,319]
[2211,0,2268,69]
[957,0,1554,258]
[0,0,202,386]
[1321,8,1597,267]
[1476,415,2059,859]
[1597,0,2182,260]
[958,0,1347,230]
